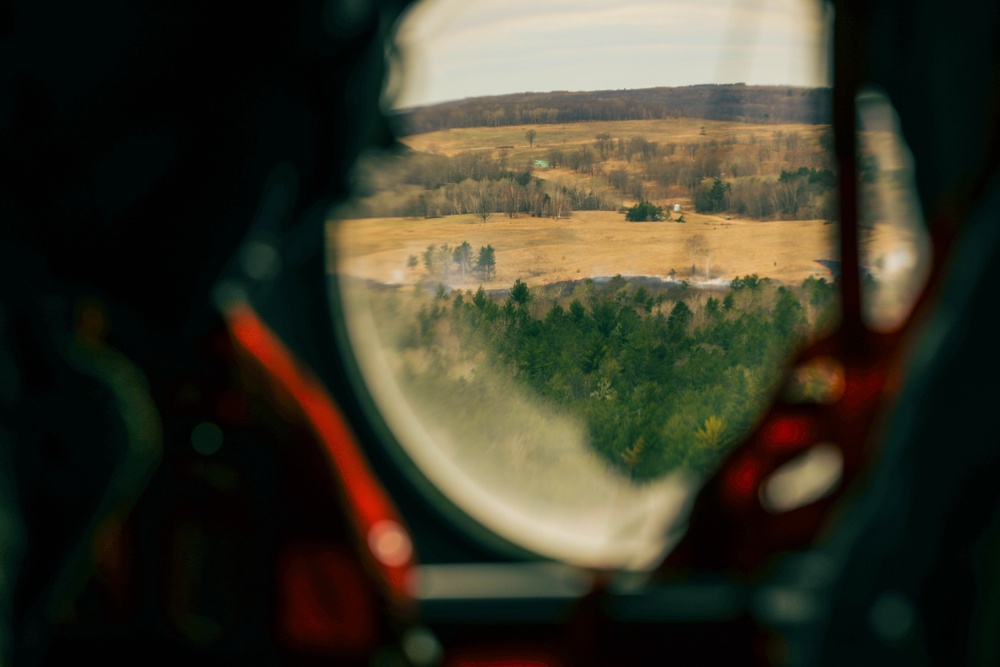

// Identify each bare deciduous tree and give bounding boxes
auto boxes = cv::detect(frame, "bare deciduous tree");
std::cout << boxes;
[472,183,495,223]
[594,133,613,160]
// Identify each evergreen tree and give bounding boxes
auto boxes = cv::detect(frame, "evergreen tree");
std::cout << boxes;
[476,244,496,280]
[509,279,531,306]
[625,200,664,222]
[667,301,693,340]
[394,274,827,482]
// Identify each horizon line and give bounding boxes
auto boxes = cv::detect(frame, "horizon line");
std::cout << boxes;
[390,82,833,113]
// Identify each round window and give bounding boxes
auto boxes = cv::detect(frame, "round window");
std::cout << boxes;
[327,0,925,568]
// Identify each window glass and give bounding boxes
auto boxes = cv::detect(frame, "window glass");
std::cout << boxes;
[856,87,932,332]
[329,0,835,568]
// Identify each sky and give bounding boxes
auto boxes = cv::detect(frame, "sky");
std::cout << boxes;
[388,0,832,109]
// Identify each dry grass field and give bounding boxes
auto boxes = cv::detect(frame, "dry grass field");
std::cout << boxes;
[402,117,826,160]
[331,209,838,290]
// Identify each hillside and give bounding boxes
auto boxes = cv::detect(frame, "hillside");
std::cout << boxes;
[392,84,832,136]
[345,115,838,224]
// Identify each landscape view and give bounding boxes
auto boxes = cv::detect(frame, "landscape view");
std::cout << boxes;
[331,85,928,564]
[327,0,927,568]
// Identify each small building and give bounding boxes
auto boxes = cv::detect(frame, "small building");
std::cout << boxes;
[673,204,681,212]
[533,160,549,168]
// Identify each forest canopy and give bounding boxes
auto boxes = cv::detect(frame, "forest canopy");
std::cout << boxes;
[381,273,839,482]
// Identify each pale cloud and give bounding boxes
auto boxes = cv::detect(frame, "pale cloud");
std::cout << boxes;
[392,0,830,108]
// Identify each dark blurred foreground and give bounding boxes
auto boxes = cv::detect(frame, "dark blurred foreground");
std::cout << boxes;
[1,0,999,665]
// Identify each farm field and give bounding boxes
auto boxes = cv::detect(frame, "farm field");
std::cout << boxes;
[332,209,919,294]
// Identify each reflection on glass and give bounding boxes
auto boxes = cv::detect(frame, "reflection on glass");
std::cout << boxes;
[760,443,843,513]
[856,87,932,331]
[781,356,845,404]
[330,0,834,568]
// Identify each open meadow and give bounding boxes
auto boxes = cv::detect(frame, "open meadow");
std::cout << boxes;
[401,117,827,161]
[333,208,921,295]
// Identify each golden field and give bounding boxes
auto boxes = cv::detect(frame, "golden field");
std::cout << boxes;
[332,208,920,293]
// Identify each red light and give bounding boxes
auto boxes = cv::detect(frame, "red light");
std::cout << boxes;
[448,646,562,667]
[277,544,376,653]
[224,302,416,614]
[763,416,814,451]
[841,366,885,415]
[453,658,556,667]
[725,456,760,501]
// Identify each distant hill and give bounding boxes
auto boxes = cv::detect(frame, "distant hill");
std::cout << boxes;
[392,84,832,136]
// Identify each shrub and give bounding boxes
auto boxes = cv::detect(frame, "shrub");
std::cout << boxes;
[625,200,664,222]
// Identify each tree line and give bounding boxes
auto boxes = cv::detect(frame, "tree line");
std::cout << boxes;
[394,84,832,135]
[560,129,838,220]
[348,148,620,219]
[414,241,496,282]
